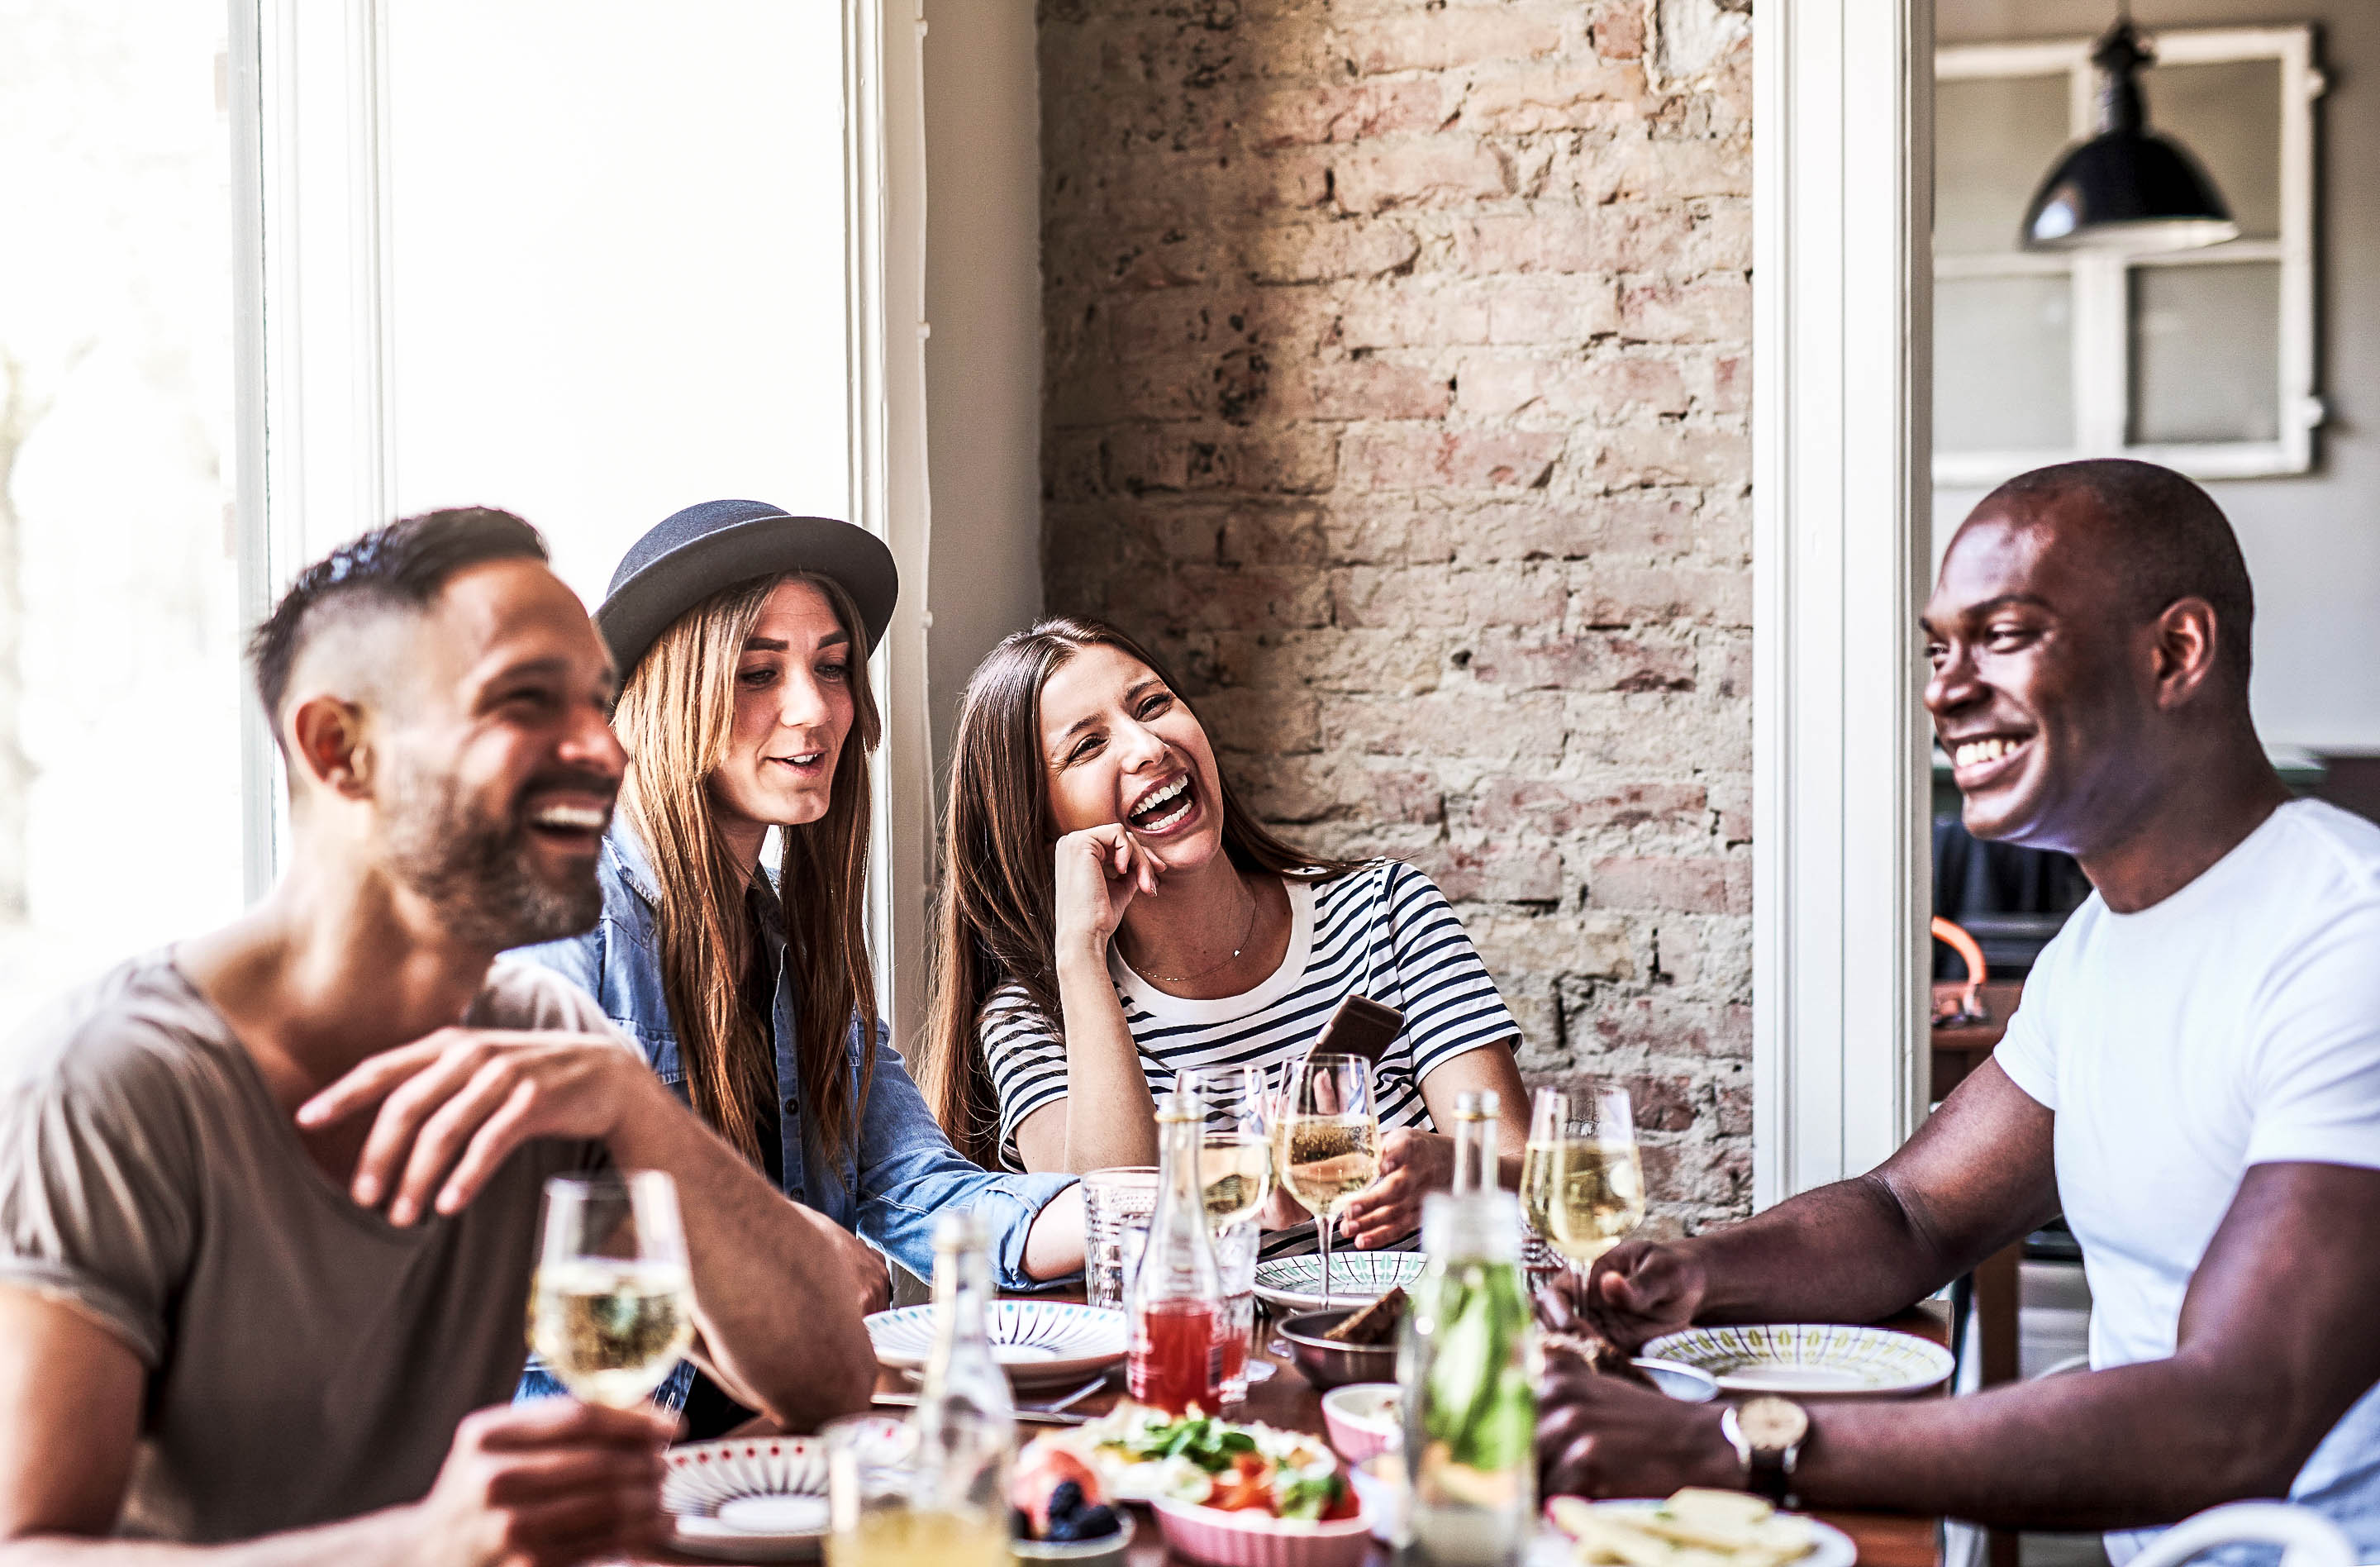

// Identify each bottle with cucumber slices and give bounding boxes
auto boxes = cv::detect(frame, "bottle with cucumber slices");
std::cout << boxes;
[1398,1186,1538,1567]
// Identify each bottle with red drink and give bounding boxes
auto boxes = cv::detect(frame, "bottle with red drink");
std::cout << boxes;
[1127,1090,1225,1415]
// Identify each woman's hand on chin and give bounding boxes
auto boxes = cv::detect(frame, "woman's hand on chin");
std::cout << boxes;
[1335,1128,1456,1248]
[1053,824,1162,960]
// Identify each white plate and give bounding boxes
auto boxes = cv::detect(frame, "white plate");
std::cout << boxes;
[1531,1500,1855,1567]
[865,1300,1128,1390]
[1640,1323,1955,1398]
[1252,1250,1426,1313]
[664,1433,836,1562]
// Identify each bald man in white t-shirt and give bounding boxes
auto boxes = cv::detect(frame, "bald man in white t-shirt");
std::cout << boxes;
[1534,460,2380,1559]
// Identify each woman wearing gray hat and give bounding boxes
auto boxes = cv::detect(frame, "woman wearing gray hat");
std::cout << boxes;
[511,499,1083,1431]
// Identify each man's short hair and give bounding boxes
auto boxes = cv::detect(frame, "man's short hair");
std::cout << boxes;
[1974,458,2255,683]
[249,508,550,740]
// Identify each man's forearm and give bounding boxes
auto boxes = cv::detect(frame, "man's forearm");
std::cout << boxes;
[1681,1174,1978,1326]
[1797,1355,2309,1529]
[606,1082,874,1429]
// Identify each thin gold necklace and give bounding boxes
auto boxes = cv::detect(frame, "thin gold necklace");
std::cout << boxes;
[1130,877,1261,984]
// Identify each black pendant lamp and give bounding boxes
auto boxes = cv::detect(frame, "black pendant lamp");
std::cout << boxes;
[2020,10,2239,252]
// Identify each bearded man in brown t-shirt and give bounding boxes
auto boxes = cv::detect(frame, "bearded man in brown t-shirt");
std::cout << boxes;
[0,510,880,1560]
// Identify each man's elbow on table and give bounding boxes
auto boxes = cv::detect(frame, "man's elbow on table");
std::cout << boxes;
[739,1319,878,1431]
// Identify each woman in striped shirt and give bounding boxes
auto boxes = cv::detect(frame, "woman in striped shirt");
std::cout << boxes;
[919,617,1529,1250]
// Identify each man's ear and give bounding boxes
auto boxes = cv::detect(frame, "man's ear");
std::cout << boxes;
[287,695,376,798]
[2149,596,2222,711]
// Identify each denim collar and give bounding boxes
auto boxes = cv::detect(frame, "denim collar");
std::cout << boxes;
[606,821,785,940]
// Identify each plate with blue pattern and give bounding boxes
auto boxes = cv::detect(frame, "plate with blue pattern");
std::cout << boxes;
[1251,1250,1426,1313]
[864,1299,1126,1389]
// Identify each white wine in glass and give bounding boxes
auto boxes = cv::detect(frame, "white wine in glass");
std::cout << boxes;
[529,1170,696,1408]
[1199,1135,1273,1228]
[1272,1052,1379,1311]
[1186,1064,1276,1230]
[1524,1084,1645,1270]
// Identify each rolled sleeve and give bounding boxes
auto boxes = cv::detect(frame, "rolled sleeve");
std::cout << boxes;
[851,1025,1080,1290]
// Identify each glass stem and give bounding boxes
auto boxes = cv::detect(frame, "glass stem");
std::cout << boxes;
[1316,1209,1333,1312]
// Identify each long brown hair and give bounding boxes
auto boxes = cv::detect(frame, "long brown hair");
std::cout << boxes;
[919,616,1354,1165]
[612,572,881,1177]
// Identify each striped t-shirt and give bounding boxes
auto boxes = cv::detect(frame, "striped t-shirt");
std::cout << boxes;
[978,859,1520,1176]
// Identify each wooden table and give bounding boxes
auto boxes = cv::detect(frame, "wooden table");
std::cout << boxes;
[645,1304,1946,1567]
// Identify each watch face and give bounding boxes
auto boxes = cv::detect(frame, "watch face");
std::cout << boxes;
[1738,1396,1811,1450]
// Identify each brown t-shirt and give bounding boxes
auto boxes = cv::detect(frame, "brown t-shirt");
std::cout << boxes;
[0,953,616,1542]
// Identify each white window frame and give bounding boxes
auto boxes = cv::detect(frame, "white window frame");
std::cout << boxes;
[1934,26,2324,488]
[223,0,934,1024]
[1754,0,1935,1203]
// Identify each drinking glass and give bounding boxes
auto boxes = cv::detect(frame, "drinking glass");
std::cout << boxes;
[1082,1166,1160,1308]
[1521,1084,1645,1277]
[526,1169,695,1408]
[823,1415,1008,1567]
[1271,1052,1379,1312]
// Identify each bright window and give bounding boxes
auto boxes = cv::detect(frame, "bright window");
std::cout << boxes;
[0,2,246,1035]
[1933,26,2321,485]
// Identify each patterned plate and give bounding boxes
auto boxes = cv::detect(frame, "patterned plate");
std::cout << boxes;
[864,1299,1128,1389]
[664,1433,831,1562]
[1640,1323,1955,1398]
[1251,1250,1426,1313]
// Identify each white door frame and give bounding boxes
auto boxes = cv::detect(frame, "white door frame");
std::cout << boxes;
[1751,0,1935,1204]
[845,0,938,1053]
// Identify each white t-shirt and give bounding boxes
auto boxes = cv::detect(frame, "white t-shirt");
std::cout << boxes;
[979,860,1518,1190]
[1994,799,2380,1562]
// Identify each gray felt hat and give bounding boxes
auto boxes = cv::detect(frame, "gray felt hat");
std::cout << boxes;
[595,499,898,677]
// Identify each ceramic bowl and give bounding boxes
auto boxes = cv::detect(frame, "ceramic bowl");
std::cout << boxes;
[1319,1383,1400,1466]
[1151,1497,1373,1567]
[1277,1310,1399,1391]
[1252,1250,1426,1313]
[864,1300,1127,1391]
[1640,1323,1954,1398]
[1014,1510,1135,1567]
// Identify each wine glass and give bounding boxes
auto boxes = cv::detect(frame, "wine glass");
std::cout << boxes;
[1185,1064,1274,1228]
[1521,1084,1645,1279]
[527,1169,696,1407]
[1183,1064,1275,1387]
[1271,1053,1379,1312]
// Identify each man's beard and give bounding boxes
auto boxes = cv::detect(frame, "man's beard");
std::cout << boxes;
[382,760,607,950]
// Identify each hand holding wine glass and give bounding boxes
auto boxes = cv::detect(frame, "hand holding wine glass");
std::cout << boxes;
[528,1169,697,1409]
[1271,1052,1380,1311]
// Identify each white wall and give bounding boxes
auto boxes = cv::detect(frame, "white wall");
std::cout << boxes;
[1936,0,2380,753]
[921,0,1045,784]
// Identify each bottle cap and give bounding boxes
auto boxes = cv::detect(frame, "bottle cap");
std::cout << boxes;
[1422,1189,1522,1262]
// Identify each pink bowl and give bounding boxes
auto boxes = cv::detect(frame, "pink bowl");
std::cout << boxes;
[1150,1498,1373,1567]
[1320,1384,1400,1467]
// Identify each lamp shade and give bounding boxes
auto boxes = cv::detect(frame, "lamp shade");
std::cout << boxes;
[2020,18,2239,253]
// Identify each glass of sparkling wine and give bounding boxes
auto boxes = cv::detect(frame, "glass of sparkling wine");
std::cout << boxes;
[1521,1084,1646,1276]
[1272,1052,1379,1312]
[1183,1065,1273,1386]
[528,1169,696,1408]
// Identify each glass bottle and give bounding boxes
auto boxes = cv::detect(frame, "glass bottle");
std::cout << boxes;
[1127,1090,1225,1414]
[1449,1090,1500,1196]
[913,1208,1016,1541]
[1397,1190,1536,1567]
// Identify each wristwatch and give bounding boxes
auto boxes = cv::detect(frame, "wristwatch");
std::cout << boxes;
[1721,1396,1811,1507]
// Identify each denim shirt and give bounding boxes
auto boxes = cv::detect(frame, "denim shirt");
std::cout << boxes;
[508,826,1076,1293]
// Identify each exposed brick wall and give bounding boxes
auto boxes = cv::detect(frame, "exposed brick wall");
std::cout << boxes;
[1038,0,1753,1231]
